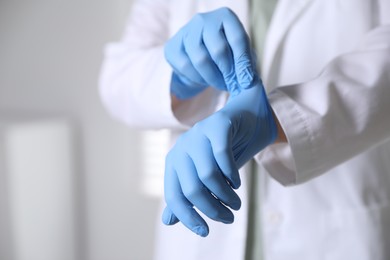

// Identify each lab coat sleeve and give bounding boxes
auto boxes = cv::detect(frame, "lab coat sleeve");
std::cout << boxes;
[98,0,224,129]
[259,25,390,186]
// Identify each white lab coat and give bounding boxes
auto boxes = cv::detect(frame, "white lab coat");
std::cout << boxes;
[99,0,390,259]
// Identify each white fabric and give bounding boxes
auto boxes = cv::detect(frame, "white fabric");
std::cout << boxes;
[99,0,390,259]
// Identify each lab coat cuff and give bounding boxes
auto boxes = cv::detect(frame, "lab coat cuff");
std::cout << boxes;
[258,88,317,186]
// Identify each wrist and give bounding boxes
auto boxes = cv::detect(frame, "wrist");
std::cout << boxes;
[171,94,181,111]
[271,109,287,143]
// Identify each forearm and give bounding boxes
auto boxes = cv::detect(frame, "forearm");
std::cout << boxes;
[171,94,181,111]
[272,110,287,144]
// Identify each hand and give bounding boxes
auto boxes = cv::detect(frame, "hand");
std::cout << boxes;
[165,7,257,99]
[162,83,278,236]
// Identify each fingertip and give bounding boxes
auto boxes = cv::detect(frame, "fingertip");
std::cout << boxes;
[235,175,242,189]
[162,207,179,225]
[192,225,209,237]
[231,197,241,211]
[228,172,241,190]
[221,210,235,224]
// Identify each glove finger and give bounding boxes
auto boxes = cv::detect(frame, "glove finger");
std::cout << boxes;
[187,131,241,210]
[202,115,241,189]
[164,32,207,87]
[202,24,239,94]
[174,149,235,224]
[161,206,180,225]
[164,155,209,237]
[219,8,255,89]
[183,21,227,90]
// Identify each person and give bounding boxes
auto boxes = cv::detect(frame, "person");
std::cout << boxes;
[99,0,390,259]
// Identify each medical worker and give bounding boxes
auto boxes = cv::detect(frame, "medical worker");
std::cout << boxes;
[99,0,390,259]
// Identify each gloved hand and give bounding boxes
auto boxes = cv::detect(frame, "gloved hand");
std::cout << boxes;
[165,7,257,99]
[162,83,278,236]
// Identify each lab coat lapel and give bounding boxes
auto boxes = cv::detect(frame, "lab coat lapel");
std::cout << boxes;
[262,0,313,89]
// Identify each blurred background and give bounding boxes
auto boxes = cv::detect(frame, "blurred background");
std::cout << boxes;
[0,0,166,259]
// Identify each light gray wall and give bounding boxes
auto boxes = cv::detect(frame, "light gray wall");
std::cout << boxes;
[0,1,160,259]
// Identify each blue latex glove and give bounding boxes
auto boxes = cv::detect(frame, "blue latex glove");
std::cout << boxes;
[165,7,256,99]
[162,83,278,237]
